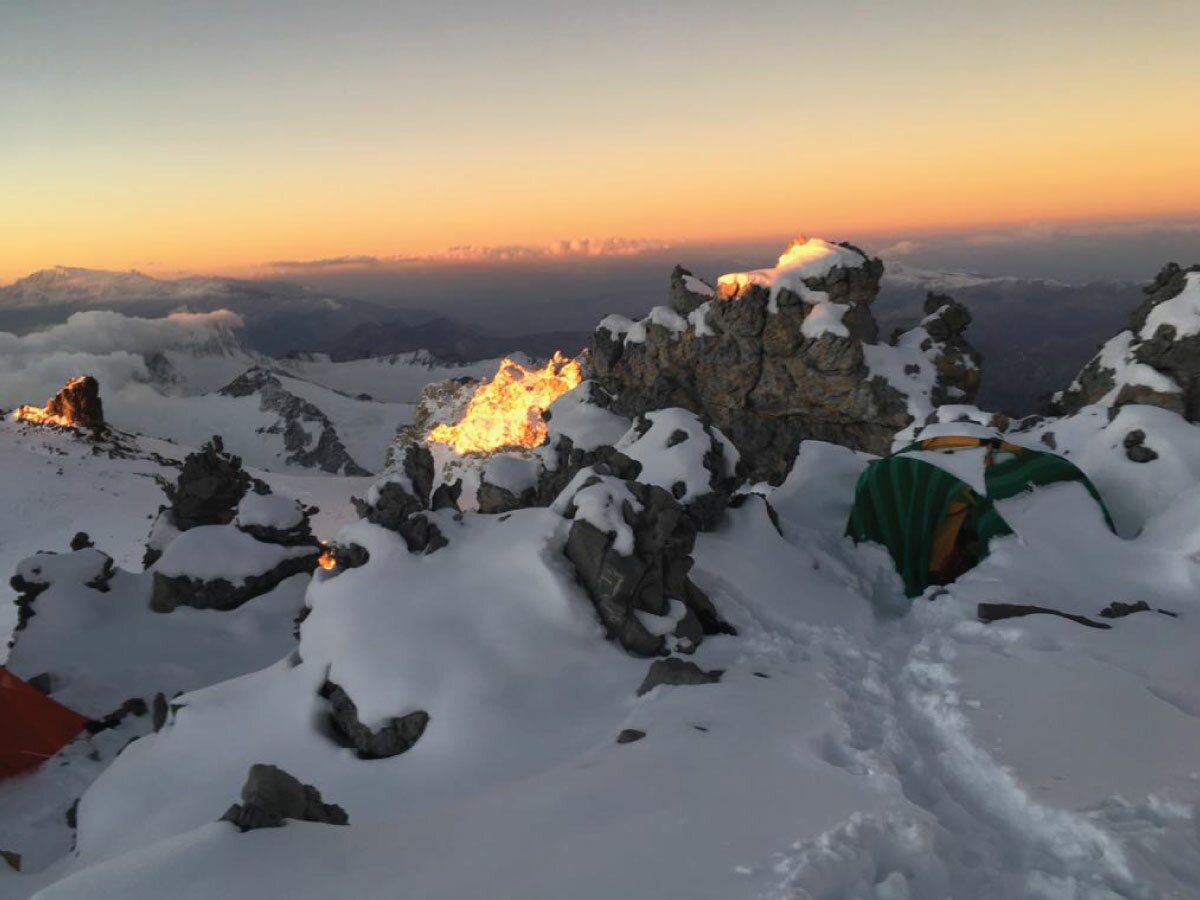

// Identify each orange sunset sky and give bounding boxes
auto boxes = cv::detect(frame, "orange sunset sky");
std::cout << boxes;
[2,0,1198,282]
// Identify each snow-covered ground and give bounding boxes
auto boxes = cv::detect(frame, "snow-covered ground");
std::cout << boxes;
[3,397,1199,898]
[3,267,1200,898]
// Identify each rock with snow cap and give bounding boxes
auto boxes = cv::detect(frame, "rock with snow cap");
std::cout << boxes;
[590,239,980,482]
[1052,262,1200,418]
[561,476,732,657]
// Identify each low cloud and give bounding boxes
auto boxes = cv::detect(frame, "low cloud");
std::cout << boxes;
[0,309,242,411]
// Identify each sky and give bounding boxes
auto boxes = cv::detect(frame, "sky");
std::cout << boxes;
[2,0,1199,282]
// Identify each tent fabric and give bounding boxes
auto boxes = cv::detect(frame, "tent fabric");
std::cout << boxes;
[0,666,88,779]
[846,435,1113,597]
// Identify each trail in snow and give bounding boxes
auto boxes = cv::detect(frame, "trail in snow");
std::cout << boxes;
[746,554,1194,899]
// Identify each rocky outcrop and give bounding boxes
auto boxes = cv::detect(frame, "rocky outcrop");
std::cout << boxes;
[590,240,979,482]
[1052,263,1200,419]
[562,477,733,657]
[320,681,430,759]
[45,376,105,428]
[164,436,252,532]
[220,764,348,831]
[149,551,318,613]
[920,294,982,406]
[13,375,105,430]
[352,444,451,554]
[220,367,370,475]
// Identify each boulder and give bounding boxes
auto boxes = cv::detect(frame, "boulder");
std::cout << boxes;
[220,764,348,832]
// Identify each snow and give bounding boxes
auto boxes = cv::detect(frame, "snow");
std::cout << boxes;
[1141,271,1200,339]
[718,239,865,302]
[614,408,737,502]
[687,300,715,336]
[234,492,304,531]
[151,525,312,582]
[544,383,631,451]
[799,296,850,338]
[682,273,715,297]
[482,454,541,495]
[565,477,641,555]
[8,299,1200,898]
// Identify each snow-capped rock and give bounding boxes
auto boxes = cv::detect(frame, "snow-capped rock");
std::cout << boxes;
[591,238,981,481]
[1053,262,1200,417]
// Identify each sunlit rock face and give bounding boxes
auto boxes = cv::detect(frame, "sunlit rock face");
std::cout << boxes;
[1052,263,1200,419]
[13,375,105,429]
[426,352,582,455]
[590,238,978,483]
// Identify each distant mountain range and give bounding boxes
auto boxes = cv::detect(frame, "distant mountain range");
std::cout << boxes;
[0,267,588,362]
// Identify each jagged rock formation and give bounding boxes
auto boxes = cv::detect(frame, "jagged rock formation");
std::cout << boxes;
[352,444,451,554]
[562,476,733,657]
[1052,263,1200,418]
[590,239,980,482]
[220,764,348,831]
[320,681,430,760]
[163,436,252,532]
[14,375,105,429]
[220,367,370,475]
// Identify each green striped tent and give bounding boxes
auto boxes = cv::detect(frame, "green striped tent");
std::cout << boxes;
[846,434,1113,597]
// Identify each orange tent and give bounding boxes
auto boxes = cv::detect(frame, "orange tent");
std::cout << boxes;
[0,667,88,778]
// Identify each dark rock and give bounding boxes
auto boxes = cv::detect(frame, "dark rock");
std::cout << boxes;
[166,437,252,530]
[69,532,93,551]
[977,602,1110,629]
[324,542,370,570]
[353,479,425,531]
[1040,431,1058,450]
[26,672,55,694]
[220,764,348,832]
[150,548,319,612]
[1127,444,1159,463]
[429,480,463,512]
[616,728,646,744]
[152,692,169,732]
[668,265,714,315]
[1,850,20,873]
[397,514,449,555]
[1099,600,1151,619]
[636,657,724,696]
[1122,429,1159,463]
[85,697,149,734]
[320,681,430,760]
[563,478,733,657]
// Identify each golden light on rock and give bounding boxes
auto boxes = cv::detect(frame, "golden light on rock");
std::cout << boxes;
[774,234,814,269]
[14,376,100,428]
[317,548,337,570]
[427,352,583,455]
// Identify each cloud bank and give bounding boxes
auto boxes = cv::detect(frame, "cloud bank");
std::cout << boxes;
[0,309,243,412]
[267,237,671,271]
